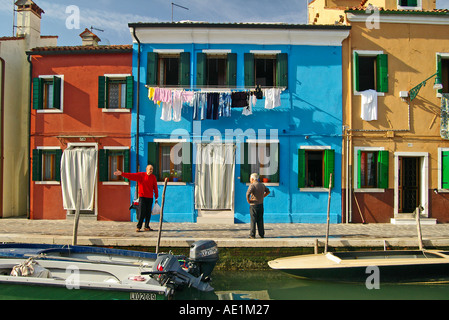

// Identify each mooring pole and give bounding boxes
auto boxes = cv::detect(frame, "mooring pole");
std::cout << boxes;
[416,206,424,251]
[156,178,168,254]
[324,173,332,254]
[72,189,82,246]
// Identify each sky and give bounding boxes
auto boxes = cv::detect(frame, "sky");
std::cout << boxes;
[1,0,449,46]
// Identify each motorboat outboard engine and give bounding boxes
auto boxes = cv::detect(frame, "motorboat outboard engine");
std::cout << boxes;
[151,240,218,292]
[187,240,218,281]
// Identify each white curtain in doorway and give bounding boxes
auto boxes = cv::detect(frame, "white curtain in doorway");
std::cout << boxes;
[195,143,235,210]
[60,147,97,210]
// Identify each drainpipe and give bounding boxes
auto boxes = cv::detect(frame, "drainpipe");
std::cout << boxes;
[0,57,5,219]
[27,54,32,219]
[132,27,141,174]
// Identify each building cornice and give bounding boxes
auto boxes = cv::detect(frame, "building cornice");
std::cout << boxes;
[128,22,351,46]
[346,10,449,25]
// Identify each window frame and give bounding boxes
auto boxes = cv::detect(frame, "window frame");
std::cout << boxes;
[298,146,334,191]
[397,0,422,10]
[99,146,130,185]
[98,74,133,112]
[147,50,190,88]
[353,50,387,95]
[197,50,237,88]
[33,75,64,113]
[436,53,449,97]
[438,147,449,192]
[240,140,280,186]
[354,146,388,192]
[245,51,288,89]
[148,139,193,185]
[32,147,62,185]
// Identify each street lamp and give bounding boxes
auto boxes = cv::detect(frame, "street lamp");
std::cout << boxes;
[408,72,443,101]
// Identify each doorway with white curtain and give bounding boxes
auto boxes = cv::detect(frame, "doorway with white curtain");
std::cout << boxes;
[60,143,98,216]
[195,143,236,223]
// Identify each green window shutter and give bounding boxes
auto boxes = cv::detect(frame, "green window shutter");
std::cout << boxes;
[122,149,130,182]
[147,52,158,86]
[437,55,443,95]
[52,76,61,109]
[240,143,250,183]
[148,142,159,180]
[377,150,389,189]
[268,142,280,183]
[196,52,207,87]
[182,142,193,183]
[298,149,306,188]
[54,149,62,182]
[98,76,106,108]
[276,53,288,88]
[357,150,362,188]
[98,149,108,182]
[376,54,388,93]
[354,52,360,92]
[226,53,237,88]
[442,151,449,189]
[32,149,42,181]
[407,0,418,6]
[32,78,43,110]
[179,52,191,87]
[125,76,134,109]
[244,53,255,88]
[324,149,335,189]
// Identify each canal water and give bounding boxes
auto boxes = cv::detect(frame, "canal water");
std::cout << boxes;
[175,270,449,300]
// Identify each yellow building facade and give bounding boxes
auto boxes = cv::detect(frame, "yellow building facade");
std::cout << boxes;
[310,0,449,223]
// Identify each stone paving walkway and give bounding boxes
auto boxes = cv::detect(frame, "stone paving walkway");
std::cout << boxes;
[1,217,449,248]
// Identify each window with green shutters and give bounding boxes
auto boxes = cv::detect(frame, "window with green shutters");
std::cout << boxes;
[146,52,191,87]
[98,148,130,182]
[298,148,334,189]
[98,75,133,109]
[32,76,62,110]
[436,54,449,94]
[147,141,193,183]
[244,53,288,88]
[32,148,62,182]
[353,51,388,93]
[356,149,389,189]
[398,0,418,7]
[196,52,237,88]
[240,142,279,183]
[441,150,449,189]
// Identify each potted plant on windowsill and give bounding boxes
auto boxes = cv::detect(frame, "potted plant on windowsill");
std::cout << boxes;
[162,172,170,182]
[171,170,179,182]
[262,177,270,183]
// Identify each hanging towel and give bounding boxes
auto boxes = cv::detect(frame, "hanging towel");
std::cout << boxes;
[231,92,249,108]
[360,89,378,121]
[264,88,282,109]
[441,94,449,139]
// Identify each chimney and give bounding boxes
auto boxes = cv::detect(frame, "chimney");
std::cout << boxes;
[15,0,44,38]
[79,28,101,46]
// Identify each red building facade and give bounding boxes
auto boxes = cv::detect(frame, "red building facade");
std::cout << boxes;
[28,43,133,220]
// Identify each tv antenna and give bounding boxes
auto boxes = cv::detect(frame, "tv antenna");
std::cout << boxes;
[90,26,104,33]
[171,2,189,23]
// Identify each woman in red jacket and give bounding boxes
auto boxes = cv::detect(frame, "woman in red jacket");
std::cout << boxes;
[114,165,159,232]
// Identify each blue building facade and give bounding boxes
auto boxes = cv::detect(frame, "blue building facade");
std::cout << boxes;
[128,22,350,224]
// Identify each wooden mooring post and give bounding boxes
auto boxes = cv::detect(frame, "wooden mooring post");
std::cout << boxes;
[72,189,82,246]
[156,178,168,254]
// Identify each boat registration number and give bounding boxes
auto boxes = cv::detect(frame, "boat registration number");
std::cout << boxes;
[130,292,158,300]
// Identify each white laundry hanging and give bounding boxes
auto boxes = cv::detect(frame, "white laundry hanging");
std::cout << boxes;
[360,89,378,121]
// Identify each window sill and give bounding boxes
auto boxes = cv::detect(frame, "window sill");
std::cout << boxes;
[354,188,385,193]
[300,187,330,192]
[36,109,63,114]
[245,182,279,186]
[354,91,385,97]
[157,181,186,186]
[102,181,129,186]
[101,109,130,113]
[35,181,60,185]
